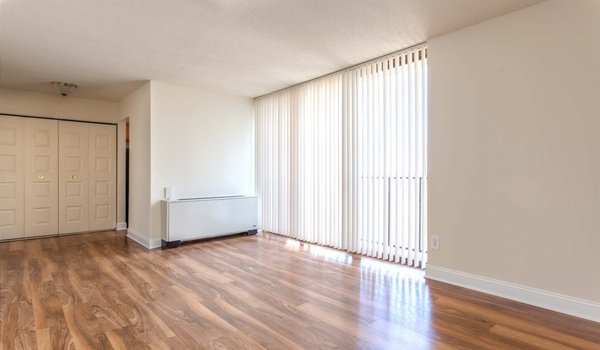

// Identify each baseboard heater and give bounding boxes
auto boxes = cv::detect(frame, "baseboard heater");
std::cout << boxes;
[161,195,258,248]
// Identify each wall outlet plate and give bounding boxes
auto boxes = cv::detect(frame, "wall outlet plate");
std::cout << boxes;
[431,235,440,250]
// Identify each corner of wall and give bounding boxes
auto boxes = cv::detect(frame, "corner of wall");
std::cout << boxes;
[118,81,153,247]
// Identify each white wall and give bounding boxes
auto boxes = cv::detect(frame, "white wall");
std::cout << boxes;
[427,0,599,304]
[149,81,255,242]
[0,87,119,122]
[118,82,152,246]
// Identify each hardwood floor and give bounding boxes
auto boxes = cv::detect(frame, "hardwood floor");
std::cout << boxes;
[1,231,598,350]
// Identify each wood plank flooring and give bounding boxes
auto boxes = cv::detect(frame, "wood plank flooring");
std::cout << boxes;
[1,231,598,349]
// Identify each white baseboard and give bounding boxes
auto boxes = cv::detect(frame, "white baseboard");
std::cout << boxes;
[425,265,600,323]
[126,229,162,250]
[126,228,149,248]
[148,238,162,249]
[116,222,127,230]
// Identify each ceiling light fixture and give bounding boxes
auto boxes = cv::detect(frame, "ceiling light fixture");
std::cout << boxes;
[51,81,78,96]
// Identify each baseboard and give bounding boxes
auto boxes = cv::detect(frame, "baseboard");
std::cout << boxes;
[148,238,162,249]
[116,222,127,230]
[425,265,600,322]
[126,229,162,249]
[126,228,149,248]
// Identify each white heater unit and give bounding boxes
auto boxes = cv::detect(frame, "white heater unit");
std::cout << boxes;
[161,195,258,247]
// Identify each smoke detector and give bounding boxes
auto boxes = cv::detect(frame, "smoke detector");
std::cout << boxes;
[51,81,78,96]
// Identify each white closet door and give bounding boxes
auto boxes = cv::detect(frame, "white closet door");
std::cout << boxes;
[0,116,25,240]
[59,121,89,234]
[88,123,116,231]
[24,118,59,237]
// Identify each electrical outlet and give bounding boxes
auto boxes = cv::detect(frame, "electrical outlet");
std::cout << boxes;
[431,235,440,250]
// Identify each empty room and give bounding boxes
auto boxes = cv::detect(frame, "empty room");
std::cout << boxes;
[0,0,598,349]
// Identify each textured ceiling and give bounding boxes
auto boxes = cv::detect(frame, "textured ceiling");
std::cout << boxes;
[0,0,543,101]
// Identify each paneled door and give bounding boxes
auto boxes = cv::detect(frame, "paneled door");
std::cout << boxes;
[88,123,116,231]
[24,118,58,237]
[59,121,90,234]
[0,116,25,240]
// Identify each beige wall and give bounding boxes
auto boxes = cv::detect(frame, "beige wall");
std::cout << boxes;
[0,87,119,123]
[118,82,152,245]
[149,81,255,242]
[427,0,599,302]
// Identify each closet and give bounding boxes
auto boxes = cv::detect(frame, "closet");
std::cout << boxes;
[0,115,116,240]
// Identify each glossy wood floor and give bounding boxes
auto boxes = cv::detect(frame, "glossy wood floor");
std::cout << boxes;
[1,231,598,350]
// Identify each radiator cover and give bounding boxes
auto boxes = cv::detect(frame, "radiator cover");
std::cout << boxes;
[161,196,258,247]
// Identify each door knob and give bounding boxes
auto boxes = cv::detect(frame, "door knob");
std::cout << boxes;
[71,175,78,180]
[37,175,45,180]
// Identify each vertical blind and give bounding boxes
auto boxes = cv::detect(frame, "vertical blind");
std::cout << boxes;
[256,44,427,267]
